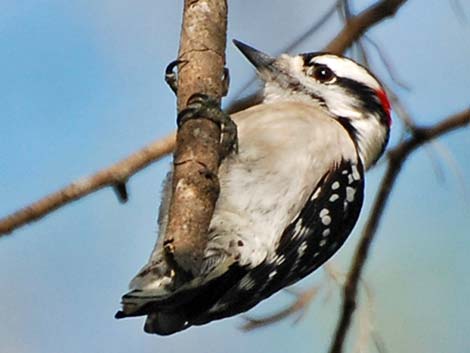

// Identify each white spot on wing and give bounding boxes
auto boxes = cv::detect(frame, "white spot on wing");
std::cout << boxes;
[331,181,340,190]
[346,186,356,202]
[269,270,277,278]
[329,194,339,202]
[322,229,330,237]
[319,208,329,218]
[348,174,354,184]
[319,239,327,247]
[322,215,331,226]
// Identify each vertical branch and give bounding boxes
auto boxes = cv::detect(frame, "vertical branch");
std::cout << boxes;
[163,0,228,273]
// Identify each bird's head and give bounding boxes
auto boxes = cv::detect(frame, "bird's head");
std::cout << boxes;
[233,39,391,169]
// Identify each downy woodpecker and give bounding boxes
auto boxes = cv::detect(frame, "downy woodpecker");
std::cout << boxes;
[116,40,391,335]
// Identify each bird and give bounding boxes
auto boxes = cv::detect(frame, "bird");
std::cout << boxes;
[115,39,391,335]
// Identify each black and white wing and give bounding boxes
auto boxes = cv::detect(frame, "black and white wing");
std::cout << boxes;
[163,158,364,328]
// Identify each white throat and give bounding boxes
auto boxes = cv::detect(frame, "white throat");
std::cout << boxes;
[349,114,388,169]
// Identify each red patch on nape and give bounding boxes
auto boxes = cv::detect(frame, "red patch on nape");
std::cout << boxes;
[376,88,392,126]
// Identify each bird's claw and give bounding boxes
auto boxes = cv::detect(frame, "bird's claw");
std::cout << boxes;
[164,60,185,94]
[164,60,230,98]
[222,67,230,97]
[177,93,238,157]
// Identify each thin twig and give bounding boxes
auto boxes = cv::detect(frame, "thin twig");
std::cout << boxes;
[429,140,470,203]
[241,263,344,332]
[382,83,415,129]
[422,143,447,183]
[0,133,176,236]
[339,0,353,21]
[355,39,370,68]
[328,108,470,353]
[363,35,410,90]
[353,282,374,353]
[325,0,408,54]
[241,286,320,331]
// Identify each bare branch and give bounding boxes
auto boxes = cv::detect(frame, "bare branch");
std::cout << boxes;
[325,0,408,54]
[163,0,228,272]
[240,286,319,331]
[0,134,176,236]
[422,143,447,183]
[241,263,344,332]
[430,140,470,202]
[328,108,470,353]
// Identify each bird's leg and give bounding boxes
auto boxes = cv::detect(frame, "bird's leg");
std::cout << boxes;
[178,93,238,157]
[164,60,230,98]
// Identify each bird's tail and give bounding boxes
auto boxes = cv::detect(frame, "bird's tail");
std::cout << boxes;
[115,288,190,335]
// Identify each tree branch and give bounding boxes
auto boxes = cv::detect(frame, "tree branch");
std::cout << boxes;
[325,0,408,54]
[0,133,176,236]
[328,108,470,353]
[163,0,228,273]
[241,286,320,331]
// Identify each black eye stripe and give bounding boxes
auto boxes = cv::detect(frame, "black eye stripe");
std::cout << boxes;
[337,77,386,114]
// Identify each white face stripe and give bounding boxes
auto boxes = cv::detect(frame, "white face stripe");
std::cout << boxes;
[309,55,381,91]
[263,52,390,169]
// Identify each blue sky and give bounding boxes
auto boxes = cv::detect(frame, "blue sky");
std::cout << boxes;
[1,1,469,352]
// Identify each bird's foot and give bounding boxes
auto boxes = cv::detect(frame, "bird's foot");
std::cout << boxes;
[178,93,238,157]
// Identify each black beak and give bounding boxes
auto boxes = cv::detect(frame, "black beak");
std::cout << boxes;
[233,40,275,71]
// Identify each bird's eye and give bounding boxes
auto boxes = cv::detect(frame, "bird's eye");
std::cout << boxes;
[312,65,335,83]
